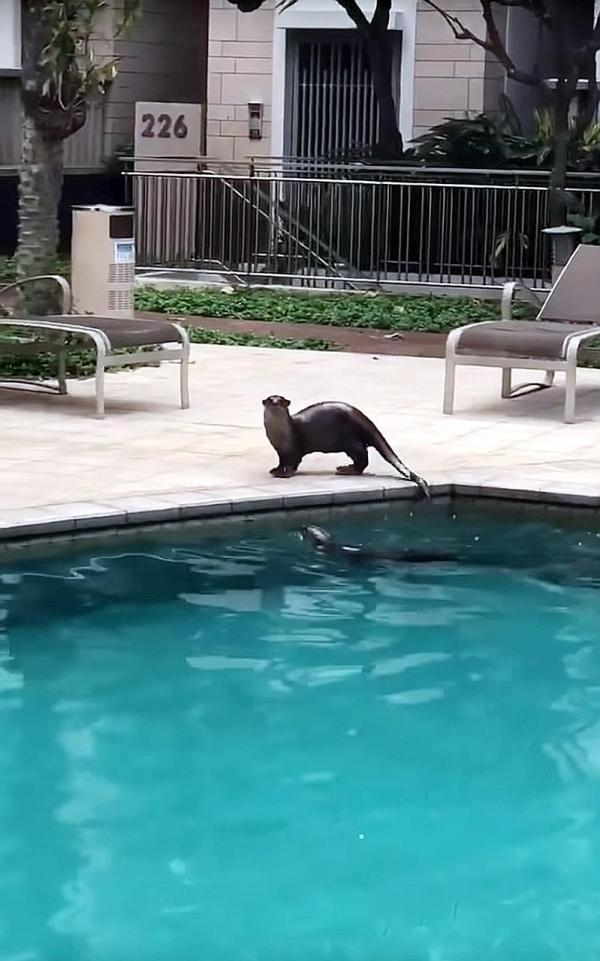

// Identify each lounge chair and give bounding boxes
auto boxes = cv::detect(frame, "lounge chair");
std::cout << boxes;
[0,274,190,417]
[443,244,600,423]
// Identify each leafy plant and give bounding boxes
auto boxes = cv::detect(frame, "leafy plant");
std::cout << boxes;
[30,0,140,136]
[491,228,530,268]
[0,326,334,384]
[525,109,600,171]
[412,101,600,173]
[566,194,600,245]
[18,1,142,311]
[411,99,529,168]
[135,285,535,334]
[186,329,334,350]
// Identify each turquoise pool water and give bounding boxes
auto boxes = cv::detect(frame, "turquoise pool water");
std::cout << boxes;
[2,504,600,961]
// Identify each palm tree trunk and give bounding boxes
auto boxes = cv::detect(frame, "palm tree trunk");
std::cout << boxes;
[17,0,64,314]
[16,114,64,313]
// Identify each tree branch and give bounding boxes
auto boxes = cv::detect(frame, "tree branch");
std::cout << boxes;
[421,0,540,87]
[327,0,369,30]
[371,0,392,35]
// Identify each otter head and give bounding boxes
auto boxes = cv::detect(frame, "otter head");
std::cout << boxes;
[298,525,335,551]
[263,395,291,412]
[263,396,292,433]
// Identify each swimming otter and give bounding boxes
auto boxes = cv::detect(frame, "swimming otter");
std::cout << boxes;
[300,525,457,564]
[262,396,430,498]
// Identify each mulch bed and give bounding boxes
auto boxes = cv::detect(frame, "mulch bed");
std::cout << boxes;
[136,312,447,357]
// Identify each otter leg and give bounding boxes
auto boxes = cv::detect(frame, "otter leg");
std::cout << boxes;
[336,443,369,476]
[270,455,301,478]
[270,465,297,478]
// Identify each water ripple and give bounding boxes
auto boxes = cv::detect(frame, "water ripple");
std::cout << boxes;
[1,511,600,959]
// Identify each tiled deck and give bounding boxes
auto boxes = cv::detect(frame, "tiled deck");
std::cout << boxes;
[1,344,599,540]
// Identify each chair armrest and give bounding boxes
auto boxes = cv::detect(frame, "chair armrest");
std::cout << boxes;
[0,275,72,315]
[500,281,543,320]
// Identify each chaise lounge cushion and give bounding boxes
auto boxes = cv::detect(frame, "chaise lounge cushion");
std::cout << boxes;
[455,320,600,361]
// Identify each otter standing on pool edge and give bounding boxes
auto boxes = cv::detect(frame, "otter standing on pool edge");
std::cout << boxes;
[262,396,430,498]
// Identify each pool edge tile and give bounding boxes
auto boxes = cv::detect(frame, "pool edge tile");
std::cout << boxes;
[180,500,234,519]
[101,497,184,526]
[73,512,128,530]
[281,491,335,509]
[0,515,76,539]
[332,488,386,505]
[1,480,600,546]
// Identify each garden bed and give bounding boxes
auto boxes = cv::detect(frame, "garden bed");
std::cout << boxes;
[134,285,527,335]
[0,261,540,381]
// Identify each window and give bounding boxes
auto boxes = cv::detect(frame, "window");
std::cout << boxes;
[0,0,20,71]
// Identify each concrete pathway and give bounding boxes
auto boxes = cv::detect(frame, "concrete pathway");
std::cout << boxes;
[1,344,599,538]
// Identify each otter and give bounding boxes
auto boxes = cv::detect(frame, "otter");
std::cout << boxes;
[262,396,430,498]
[300,525,457,564]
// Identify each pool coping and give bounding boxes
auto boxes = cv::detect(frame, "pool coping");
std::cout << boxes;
[1,477,598,548]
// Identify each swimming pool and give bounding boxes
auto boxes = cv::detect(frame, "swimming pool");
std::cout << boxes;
[2,502,600,961]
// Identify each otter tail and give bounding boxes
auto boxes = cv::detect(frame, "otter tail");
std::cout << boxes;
[365,419,431,499]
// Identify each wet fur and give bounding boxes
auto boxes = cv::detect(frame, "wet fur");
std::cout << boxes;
[300,525,456,564]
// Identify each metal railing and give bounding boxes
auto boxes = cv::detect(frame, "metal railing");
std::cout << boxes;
[197,158,600,188]
[127,166,600,291]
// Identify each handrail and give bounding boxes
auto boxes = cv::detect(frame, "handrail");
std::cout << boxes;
[121,156,600,181]
[126,169,600,193]
[206,172,364,289]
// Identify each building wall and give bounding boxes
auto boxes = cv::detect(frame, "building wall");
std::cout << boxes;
[412,0,495,139]
[503,5,540,133]
[0,77,108,170]
[0,0,208,172]
[206,0,418,162]
[504,0,595,132]
[206,0,275,162]
[206,0,508,161]
[0,79,21,167]
[0,0,20,72]
[107,0,209,158]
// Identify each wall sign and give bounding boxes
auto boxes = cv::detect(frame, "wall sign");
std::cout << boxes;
[134,102,205,168]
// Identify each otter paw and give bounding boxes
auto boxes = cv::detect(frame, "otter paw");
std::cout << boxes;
[270,468,295,478]
[336,465,362,475]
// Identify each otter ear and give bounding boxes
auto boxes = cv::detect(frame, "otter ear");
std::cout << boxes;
[282,397,291,408]
[262,398,268,406]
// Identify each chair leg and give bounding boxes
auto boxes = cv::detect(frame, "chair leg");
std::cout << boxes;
[564,363,577,423]
[95,355,106,419]
[180,346,190,410]
[501,368,512,398]
[171,324,191,411]
[57,348,68,395]
[443,358,456,414]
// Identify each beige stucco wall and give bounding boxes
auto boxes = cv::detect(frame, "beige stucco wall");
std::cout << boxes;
[206,0,506,161]
[207,0,275,162]
[412,0,496,139]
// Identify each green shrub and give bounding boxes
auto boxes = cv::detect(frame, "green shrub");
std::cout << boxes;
[135,285,531,334]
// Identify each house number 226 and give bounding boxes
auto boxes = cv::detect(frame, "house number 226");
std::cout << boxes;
[141,112,188,139]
